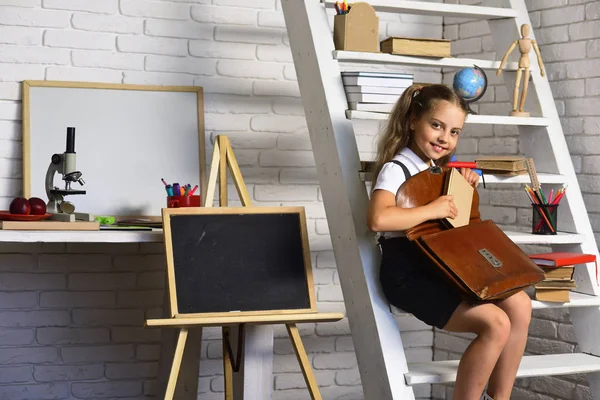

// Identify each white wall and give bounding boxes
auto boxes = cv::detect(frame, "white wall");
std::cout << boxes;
[0,1,444,398]
[433,0,599,399]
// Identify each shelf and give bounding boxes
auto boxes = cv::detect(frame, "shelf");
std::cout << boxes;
[360,171,567,185]
[0,229,164,243]
[334,50,519,71]
[392,291,600,317]
[346,110,551,126]
[322,0,517,20]
[405,353,600,385]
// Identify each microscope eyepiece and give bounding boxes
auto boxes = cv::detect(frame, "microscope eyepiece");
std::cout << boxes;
[66,127,76,154]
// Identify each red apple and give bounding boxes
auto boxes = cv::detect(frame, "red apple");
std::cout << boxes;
[9,197,31,215]
[28,197,47,215]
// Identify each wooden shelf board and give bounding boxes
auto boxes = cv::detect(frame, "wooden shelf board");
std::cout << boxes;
[322,0,517,20]
[405,353,600,385]
[334,50,519,70]
[146,312,345,327]
[346,110,550,126]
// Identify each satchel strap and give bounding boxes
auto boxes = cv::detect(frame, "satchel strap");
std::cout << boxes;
[389,160,411,180]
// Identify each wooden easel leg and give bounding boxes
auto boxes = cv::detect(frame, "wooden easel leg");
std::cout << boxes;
[223,327,234,400]
[165,328,189,400]
[157,286,201,400]
[286,323,322,400]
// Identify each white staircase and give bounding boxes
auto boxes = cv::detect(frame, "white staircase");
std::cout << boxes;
[281,0,600,399]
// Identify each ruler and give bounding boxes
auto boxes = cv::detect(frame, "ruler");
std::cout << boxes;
[526,158,540,191]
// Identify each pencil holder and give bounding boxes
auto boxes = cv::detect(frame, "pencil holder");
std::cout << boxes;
[531,204,558,235]
[333,2,379,53]
[167,195,201,208]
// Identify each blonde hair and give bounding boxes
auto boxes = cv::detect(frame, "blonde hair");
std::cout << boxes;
[370,83,468,184]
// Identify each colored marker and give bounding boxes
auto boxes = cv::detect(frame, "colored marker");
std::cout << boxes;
[172,183,180,197]
[189,185,199,196]
[161,178,168,186]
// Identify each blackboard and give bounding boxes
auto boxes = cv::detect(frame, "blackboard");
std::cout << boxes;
[163,207,316,318]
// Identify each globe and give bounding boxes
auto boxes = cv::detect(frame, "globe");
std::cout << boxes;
[452,65,488,114]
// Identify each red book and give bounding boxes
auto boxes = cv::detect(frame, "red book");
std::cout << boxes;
[529,252,596,267]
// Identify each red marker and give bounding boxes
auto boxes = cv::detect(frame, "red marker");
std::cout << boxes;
[161,178,168,186]
[446,161,477,169]
[188,185,199,196]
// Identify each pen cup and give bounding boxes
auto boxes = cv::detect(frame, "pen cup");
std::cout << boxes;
[531,204,558,235]
[167,195,201,208]
[333,2,379,52]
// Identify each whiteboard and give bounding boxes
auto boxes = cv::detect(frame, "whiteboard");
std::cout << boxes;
[23,81,205,218]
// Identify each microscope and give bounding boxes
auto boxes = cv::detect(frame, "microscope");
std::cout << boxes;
[45,127,94,222]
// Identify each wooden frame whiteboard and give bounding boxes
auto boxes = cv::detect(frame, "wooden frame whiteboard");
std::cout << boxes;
[162,206,317,319]
[22,80,206,218]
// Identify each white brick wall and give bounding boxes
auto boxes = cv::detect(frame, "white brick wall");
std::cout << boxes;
[0,1,441,399]
[433,1,599,399]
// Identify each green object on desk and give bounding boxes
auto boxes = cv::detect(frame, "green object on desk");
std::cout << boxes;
[95,216,116,225]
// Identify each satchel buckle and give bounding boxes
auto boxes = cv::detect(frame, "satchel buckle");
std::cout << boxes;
[430,166,442,174]
[479,249,502,268]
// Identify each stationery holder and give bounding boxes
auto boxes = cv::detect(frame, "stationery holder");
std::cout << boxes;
[532,204,558,235]
[333,2,380,53]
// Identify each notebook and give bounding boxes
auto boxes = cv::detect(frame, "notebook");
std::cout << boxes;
[443,168,474,228]
[528,252,596,267]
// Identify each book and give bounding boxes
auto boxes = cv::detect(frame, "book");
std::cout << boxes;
[443,168,473,228]
[341,72,414,88]
[529,252,596,267]
[348,102,394,113]
[344,85,410,95]
[542,266,575,280]
[345,93,401,104]
[474,156,528,172]
[534,289,570,302]
[380,36,451,58]
[534,280,576,289]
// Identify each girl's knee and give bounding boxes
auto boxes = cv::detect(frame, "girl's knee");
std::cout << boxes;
[506,291,533,327]
[479,308,511,345]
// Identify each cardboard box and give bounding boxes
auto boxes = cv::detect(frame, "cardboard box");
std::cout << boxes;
[333,2,379,53]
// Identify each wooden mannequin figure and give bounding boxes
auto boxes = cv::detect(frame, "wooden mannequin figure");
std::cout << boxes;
[496,24,546,117]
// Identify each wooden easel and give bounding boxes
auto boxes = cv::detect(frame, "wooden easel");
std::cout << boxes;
[149,135,343,400]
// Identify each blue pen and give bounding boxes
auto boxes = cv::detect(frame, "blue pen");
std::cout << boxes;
[172,183,180,197]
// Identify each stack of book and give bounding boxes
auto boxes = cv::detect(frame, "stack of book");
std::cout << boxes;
[342,71,414,113]
[529,252,597,302]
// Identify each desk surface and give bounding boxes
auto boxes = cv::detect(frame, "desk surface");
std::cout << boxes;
[0,229,164,243]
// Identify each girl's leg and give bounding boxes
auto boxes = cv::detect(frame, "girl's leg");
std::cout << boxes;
[486,291,532,400]
[442,302,511,400]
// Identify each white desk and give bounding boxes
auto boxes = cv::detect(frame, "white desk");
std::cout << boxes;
[0,229,274,400]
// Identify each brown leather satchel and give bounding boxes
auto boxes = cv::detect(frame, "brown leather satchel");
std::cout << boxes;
[395,165,546,302]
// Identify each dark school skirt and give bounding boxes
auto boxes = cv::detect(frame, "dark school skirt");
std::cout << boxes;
[379,236,463,330]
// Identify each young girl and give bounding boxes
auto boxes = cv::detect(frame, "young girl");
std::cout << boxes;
[367,84,532,400]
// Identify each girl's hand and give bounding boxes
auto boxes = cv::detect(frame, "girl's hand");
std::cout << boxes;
[460,168,480,186]
[427,195,458,220]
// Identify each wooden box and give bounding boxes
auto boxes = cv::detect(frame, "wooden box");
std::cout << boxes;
[380,36,451,58]
[333,2,379,53]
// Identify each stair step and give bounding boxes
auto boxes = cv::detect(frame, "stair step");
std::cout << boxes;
[360,170,566,185]
[322,0,517,20]
[346,110,551,126]
[334,50,519,70]
[405,353,600,385]
[391,292,600,317]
